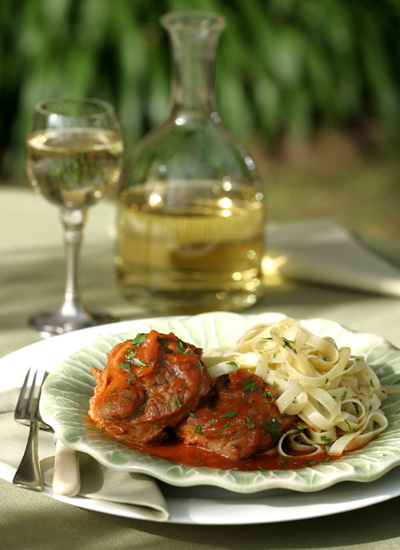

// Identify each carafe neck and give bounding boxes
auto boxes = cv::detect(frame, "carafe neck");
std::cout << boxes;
[161,12,226,116]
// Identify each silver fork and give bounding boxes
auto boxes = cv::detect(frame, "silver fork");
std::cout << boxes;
[12,368,51,491]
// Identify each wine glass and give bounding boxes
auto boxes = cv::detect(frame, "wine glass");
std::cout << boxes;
[26,97,124,336]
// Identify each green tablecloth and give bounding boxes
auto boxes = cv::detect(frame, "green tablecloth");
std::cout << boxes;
[1,186,400,550]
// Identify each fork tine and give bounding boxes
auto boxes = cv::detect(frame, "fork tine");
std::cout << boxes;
[15,368,30,420]
[27,370,37,419]
[33,371,49,420]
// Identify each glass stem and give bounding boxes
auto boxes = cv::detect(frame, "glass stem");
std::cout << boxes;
[59,208,87,317]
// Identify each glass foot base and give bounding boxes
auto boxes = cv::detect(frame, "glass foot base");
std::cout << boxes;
[28,308,118,337]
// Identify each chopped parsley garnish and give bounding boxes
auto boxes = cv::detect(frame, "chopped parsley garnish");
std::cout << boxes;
[220,410,240,418]
[209,418,216,425]
[119,362,131,370]
[265,417,282,440]
[125,350,136,359]
[226,361,238,367]
[174,395,182,408]
[127,371,134,384]
[176,341,184,353]
[278,456,287,468]
[194,425,202,434]
[261,390,273,398]
[224,421,230,428]
[132,333,148,346]
[282,338,297,354]
[242,380,259,393]
[133,357,147,367]
[157,336,167,349]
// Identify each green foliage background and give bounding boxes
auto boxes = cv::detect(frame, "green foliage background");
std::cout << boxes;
[1,0,400,179]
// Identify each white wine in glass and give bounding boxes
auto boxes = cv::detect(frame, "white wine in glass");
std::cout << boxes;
[26,97,124,336]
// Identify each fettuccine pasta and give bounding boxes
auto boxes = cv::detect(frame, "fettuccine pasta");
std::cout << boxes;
[202,317,389,457]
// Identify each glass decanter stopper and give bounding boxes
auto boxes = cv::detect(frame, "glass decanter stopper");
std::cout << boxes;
[116,11,266,313]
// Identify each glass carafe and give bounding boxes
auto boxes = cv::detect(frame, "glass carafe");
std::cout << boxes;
[116,11,266,314]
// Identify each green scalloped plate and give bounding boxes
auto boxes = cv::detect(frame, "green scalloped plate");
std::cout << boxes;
[40,312,400,494]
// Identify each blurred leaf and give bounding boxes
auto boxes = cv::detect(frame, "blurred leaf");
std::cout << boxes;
[265,27,305,89]
[146,54,170,127]
[355,3,400,129]
[77,0,110,47]
[253,76,281,142]
[284,88,312,140]
[218,72,253,138]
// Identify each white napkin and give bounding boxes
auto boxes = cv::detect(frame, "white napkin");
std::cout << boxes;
[0,389,170,522]
[266,218,400,297]
[41,454,170,522]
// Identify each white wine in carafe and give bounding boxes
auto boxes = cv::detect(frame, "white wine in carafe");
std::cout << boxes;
[116,181,264,312]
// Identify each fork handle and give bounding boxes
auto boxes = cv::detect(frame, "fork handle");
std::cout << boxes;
[13,420,44,492]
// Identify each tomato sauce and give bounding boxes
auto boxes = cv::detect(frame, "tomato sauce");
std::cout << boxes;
[127,435,332,471]
[87,412,335,470]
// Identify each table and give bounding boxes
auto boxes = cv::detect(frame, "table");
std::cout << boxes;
[1,185,400,550]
